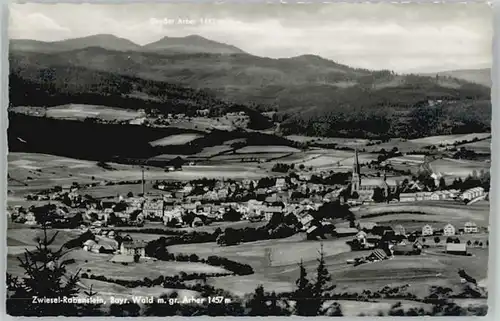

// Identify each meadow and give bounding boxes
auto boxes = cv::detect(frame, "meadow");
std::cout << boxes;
[149,133,203,146]
[355,201,490,226]
[45,104,145,121]
[409,133,491,146]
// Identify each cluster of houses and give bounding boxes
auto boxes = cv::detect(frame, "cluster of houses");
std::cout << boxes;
[343,220,487,266]
[399,187,485,203]
[80,229,149,264]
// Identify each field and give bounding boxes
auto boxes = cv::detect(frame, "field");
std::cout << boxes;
[409,133,491,146]
[429,158,489,177]
[7,153,273,204]
[355,201,490,226]
[462,138,491,153]
[44,104,145,121]
[167,116,249,132]
[285,135,369,148]
[236,145,301,154]
[149,133,203,146]
[7,153,170,197]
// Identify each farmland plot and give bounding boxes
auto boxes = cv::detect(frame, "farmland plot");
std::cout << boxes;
[236,145,301,154]
[409,133,491,146]
[149,133,203,146]
[45,104,144,121]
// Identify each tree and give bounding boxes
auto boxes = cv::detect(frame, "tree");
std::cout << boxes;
[439,177,447,190]
[434,236,441,244]
[80,285,104,316]
[372,187,386,203]
[467,240,472,246]
[127,191,134,197]
[246,285,269,316]
[313,243,333,314]
[294,260,317,316]
[223,208,242,222]
[6,224,96,316]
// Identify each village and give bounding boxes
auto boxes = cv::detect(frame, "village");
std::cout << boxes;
[7,146,489,269]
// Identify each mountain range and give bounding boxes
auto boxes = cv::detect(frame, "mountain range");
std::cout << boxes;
[9,34,492,138]
[421,69,491,88]
[10,34,245,55]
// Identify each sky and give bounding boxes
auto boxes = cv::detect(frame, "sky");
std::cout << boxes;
[9,3,493,73]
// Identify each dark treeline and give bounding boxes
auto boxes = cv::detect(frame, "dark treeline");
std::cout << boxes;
[8,113,194,161]
[281,98,491,139]
[8,114,292,163]
[9,68,273,129]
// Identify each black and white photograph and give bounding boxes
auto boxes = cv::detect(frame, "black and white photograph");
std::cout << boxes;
[5,2,492,317]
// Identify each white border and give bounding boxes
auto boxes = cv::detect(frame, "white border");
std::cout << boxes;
[0,1,497,320]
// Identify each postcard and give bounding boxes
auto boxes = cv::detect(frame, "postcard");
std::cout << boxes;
[6,2,491,317]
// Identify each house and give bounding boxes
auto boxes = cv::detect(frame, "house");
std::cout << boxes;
[422,224,434,236]
[83,239,98,251]
[443,224,456,236]
[191,217,204,228]
[334,227,359,238]
[120,241,146,257]
[275,178,287,190]
[299,214,314,230]
[446,243,467,256]
[464,222,478,234]
[143,199,164,218]
[358,222,378,232]
[393,225,406,236]
[99,244,116,254]
[399,193,416,202]
[461,187,485,202]
[430,192,445,201]
[356,231,368,242]
[367,249,388,261]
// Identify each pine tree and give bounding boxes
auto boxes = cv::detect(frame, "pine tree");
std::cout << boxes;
[294,260,317,316]
[80,285,104,316]
[312,243,335,315]
[6,224,82,316]
[247,285,269,316]
[314,243,332,295]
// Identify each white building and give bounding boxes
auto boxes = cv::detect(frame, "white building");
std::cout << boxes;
[464,221,478,234]
[422,224,434,236]
[443,223,456,236]
[461,187,485,202]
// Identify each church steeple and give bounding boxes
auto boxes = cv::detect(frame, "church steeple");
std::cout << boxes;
[351,148,361,195]
[353,148,360,175]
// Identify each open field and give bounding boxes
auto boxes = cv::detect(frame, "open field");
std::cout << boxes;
[8,153,273,203]
[209,153,290,162]
[386,156,490,178]
[167,116,249,132]
[429,158,489,177]
[355,200,490,226]
[7,153,170,198]
[149,133,203,146]
[409,133,491,146]
[12,104,145,121]
[74,254,230,280]
[285,135,369,148]
[236,145,301,154]
[462,138,491,153]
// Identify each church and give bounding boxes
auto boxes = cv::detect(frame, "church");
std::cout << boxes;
[350,149,398,199]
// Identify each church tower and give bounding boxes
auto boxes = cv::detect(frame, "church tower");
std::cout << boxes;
[351,148,361,194]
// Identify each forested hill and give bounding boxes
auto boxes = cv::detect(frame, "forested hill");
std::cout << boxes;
[9,35,491,138]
